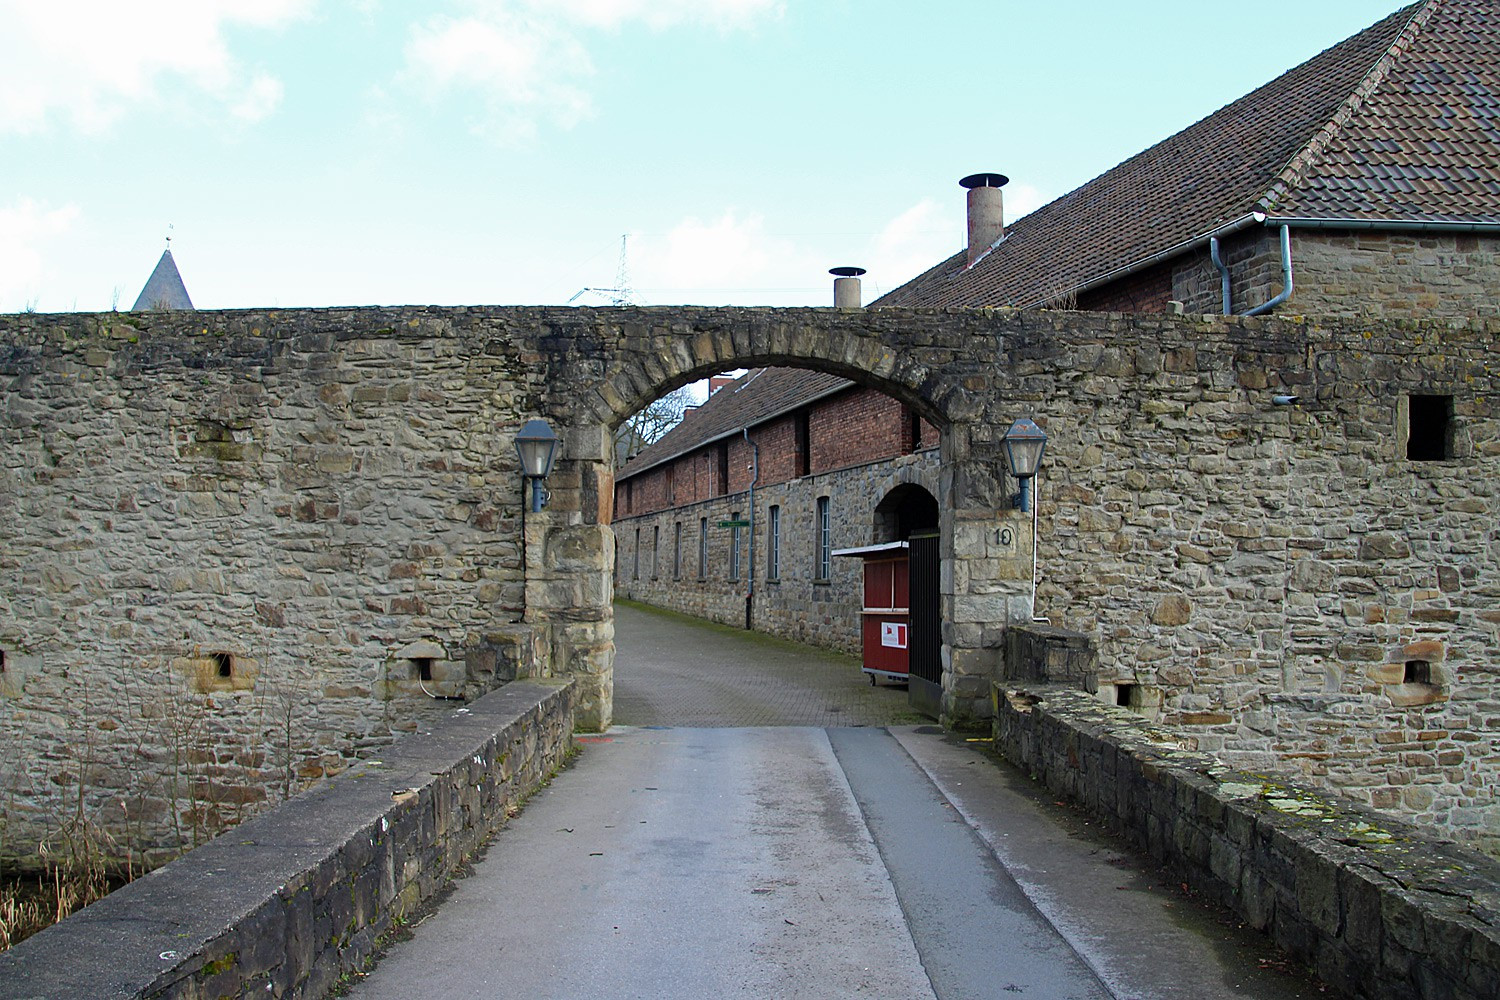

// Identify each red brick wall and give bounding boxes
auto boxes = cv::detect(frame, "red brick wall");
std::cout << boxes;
[809,389,907,473]
[615,385,940,519]
[752,414,800,486]
[1077,260,1175,313]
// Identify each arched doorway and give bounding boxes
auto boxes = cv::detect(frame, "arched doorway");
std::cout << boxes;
[870,483,942,716]
[525,306,1044,732]
[872,482,940,542]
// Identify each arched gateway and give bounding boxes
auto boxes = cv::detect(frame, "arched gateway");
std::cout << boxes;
[522,306,1041,730]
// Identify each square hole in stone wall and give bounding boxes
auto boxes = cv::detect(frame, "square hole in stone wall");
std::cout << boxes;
[1116,683,1137,707]
[1404,660,1432,685]
[212,652,234,679]
[1407,394,1453,461]
[410,657,434,682]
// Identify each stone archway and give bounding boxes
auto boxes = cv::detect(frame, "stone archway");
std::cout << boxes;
[521,307,1040,732]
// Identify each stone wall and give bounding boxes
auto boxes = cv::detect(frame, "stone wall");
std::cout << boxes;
[993,683,1500,1000]
[0,678,576,1000]
[0,309,553,864]
[1026,314,1500,850]
[615,451,940,651]
[1286,230,1500,322]
[2,304,1497,856]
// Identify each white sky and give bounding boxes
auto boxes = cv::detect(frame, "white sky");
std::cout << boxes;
[0,0,1410,313]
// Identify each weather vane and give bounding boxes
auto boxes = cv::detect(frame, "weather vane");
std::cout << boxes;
[165,223,174,250]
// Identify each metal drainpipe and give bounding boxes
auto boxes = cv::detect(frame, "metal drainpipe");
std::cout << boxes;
[1209,236,1232,315]
[743,428,759,631]
[1243,225,1294,317]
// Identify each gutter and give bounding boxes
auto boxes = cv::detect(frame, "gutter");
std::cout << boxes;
[1021,212,1266,308]
[743,428,759,630]
[1263,215,1500,234]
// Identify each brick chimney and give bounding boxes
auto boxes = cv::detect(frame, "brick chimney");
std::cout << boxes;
[960,173,1008,266]
[709,375,737,395]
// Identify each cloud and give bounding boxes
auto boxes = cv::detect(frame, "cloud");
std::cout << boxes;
[532,0,783,31]
[627,211,822,305]
[0,0,311,134]
[1002,182,1049,223]
[229,73,286,123]
[0,199,82,310]
[403,10,594,142]
[866,198,960,291]
[398,0,782,144]
[622,191,1048,306]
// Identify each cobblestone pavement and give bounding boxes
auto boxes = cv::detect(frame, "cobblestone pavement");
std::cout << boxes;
[611,600,922,727]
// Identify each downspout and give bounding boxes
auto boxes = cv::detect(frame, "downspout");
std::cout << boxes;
[1211,224,1294,317]
[743,428,759,631]
[1209,236,1232,315]
[1243,224,1294,317]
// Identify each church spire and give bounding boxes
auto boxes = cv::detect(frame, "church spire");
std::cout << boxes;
[131,228,194,311]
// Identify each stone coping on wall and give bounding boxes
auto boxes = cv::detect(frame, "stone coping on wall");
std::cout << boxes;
[992,683,1500,1000]
[0,679,577,1000]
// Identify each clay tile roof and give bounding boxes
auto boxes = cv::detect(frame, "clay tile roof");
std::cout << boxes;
[618,368,852,480]
[1277,0,1500,221]
[131,249,195,311]
[877,0,1499,309]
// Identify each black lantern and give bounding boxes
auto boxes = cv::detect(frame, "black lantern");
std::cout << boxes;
[514,419,560,512]
[1001,417,1047,512]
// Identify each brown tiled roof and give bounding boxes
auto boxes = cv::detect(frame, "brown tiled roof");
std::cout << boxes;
[1277,0,1500,220]
[877,1,1500,309]
[617,368,852,480]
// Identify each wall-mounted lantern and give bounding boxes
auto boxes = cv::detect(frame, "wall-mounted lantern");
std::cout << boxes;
[514,419,560,513]
[1001,417,1047,512]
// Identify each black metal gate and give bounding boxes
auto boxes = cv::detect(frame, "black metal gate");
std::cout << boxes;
[907,532,942,718]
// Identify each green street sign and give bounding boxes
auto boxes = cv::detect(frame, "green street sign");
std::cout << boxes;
[717,520,750,528]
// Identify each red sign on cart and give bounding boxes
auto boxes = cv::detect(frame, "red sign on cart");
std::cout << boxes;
[881,622,908,649]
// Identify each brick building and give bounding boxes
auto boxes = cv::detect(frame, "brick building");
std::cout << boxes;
[613,368,940,652]
[880,0,1500,321]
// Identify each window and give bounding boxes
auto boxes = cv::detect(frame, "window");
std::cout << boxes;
[767,505,781,580]
[794,412,811,477]
[624,479,633,514]
[698,517,709,579]
[665,465,675,503]
[729,510,741,581]
[651,525,660,579]
[633,527,640,580]
[717,443,730,495]
[1407,394,1453,461]
[815,496,831,581]
[673,522,682,579]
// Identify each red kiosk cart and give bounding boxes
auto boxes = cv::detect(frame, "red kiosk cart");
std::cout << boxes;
[833,541,910,685]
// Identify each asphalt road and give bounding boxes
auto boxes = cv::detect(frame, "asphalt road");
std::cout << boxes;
[342,604,1323,999]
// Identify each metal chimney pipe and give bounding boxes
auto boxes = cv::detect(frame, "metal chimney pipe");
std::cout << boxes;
[830,266,866,308]
[960,173,1009,266]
